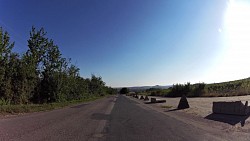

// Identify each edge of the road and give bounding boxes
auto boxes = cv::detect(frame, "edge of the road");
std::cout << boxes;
[0,95,116,119]
[124,95,250,139]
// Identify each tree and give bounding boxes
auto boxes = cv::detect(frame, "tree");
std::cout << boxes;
[88,74,106,96]
[40,39,62,103]
[0,26,116,105]
[23,26,50,103]
[120,87,129,94]
[0,27,15,104]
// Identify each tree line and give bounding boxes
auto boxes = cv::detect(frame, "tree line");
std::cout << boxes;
[142,79,250,97]
[0,27,116,105]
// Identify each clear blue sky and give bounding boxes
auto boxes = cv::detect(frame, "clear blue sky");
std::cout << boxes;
[1,0,250,87]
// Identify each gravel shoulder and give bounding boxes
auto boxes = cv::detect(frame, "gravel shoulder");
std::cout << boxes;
[126,95,250,140]
[147,95,250,117]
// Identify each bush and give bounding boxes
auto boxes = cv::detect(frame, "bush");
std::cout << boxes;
[167,83,191,97]
[120,87,129,94]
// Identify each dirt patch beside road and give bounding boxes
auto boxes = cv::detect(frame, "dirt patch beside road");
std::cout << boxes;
[148,95,250,116]
[127,95,250,132]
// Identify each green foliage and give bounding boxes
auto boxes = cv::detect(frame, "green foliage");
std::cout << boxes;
[146,88,161,92]
[0,98,10,105]
[0,96,103,114]
[204,78,250,97]
[185,83,206,97]
[149,79,250,98]
[167,82,191,97]
[120,87,129,94]
[0,27,115,105]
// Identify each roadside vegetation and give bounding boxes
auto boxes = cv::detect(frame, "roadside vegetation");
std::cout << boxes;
[119,87,129,94]
[0,27,116,113]
[160,105,172,109]
[139,78,250,97]
[0,96,103,114]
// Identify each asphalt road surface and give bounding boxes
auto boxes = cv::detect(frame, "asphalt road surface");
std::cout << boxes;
[0,96,116,141]
[105,95,234,141]
[1,95,249,141]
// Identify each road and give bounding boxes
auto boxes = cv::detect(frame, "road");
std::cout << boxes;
[1,95,249,141]
[0,96,116,141]
[105,95,235,141]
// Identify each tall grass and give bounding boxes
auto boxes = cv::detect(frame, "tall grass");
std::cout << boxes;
[0,96,104,114]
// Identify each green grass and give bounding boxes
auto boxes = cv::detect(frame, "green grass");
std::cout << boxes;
[160,105,172,109]
[0,96,105,114]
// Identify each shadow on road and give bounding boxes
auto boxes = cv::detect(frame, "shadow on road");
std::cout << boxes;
[144,101,167,104]
[165,108,182,112]
[91,113,110,120]
[205,113,250,127]
[144,102,154,104]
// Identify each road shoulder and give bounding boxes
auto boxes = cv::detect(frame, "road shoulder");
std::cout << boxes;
[125,95,250,139]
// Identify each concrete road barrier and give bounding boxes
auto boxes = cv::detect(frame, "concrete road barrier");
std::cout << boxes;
[151,98,157,103]
[150,98,166,103]
[156,99,166,103]
[144,96,149,101]
[178,95,189,109]
[212,101,249,116]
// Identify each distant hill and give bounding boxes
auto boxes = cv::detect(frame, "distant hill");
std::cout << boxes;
[116,85,171,92]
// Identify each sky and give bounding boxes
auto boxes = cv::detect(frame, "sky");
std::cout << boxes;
[1,0,250,87]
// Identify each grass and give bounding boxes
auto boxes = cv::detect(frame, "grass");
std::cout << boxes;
[160,105,172,109]
[135,78,250,98]
[0,96,105,114]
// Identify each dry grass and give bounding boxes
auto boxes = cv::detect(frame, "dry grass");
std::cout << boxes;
[0,96,104,114]
[160,105,172,109]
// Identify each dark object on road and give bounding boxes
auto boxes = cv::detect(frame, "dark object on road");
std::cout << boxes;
[177,95,189,109]
[144,96,149,101]
[140,96,144,100]
[212,101,249,116]
[135,95,139,99]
